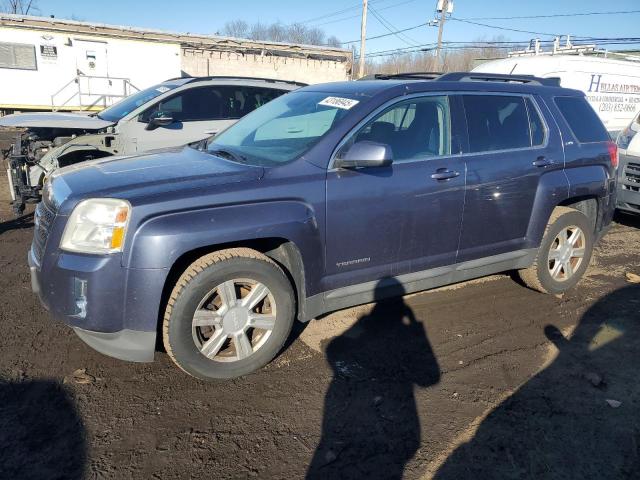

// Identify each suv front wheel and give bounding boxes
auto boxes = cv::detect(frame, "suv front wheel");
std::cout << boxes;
[163,248,295,380]
[518,206,594,295]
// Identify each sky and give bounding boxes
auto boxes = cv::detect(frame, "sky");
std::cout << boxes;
[21,0,640,58]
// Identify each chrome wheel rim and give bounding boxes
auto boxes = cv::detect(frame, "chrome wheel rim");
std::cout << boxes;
[547,225,586,282]
[191,278,276,363]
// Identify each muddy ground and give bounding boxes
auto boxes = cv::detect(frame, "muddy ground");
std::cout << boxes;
[0,145,639,479]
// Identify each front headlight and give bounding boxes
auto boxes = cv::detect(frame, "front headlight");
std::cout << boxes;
[61,198,131,254]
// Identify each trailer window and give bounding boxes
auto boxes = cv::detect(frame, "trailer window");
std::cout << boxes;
[0,42,37,70]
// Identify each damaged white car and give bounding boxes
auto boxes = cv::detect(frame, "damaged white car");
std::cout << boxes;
[1,76,302,215]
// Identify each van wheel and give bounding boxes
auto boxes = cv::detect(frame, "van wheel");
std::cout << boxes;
[163,248,295,381]
[518,207,594,295]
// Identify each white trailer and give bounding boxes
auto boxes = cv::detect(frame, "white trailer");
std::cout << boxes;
[0,15,182,113]
[0,14,352,115]
[473,51,640,135]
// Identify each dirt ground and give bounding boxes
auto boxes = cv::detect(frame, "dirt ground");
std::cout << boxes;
[1,147,639,479]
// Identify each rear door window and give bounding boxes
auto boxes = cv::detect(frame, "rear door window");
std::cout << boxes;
[462,95,531,152]
[140,86,287,123]
[554,96,609,143]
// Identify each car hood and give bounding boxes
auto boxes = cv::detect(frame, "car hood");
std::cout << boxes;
[0,112,114,130]
[50,146,264,211]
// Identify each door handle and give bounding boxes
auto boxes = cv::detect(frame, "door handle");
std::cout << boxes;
[532,156,553,167]
[431,169,460,180]
[204,130,218,136]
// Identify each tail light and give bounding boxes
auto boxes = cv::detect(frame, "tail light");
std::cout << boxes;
[607,141,619,169]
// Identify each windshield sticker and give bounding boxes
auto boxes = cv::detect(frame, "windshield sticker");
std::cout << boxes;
[318,96,359,110]
[156,86,170,93]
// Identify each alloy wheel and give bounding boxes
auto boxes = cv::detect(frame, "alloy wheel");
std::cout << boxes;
[191,278,276,362]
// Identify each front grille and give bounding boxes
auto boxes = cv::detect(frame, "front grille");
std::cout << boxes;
[32,201,57,265]
[625,162,640,184]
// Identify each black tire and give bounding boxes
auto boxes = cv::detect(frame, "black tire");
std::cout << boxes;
[163,248,295,380]
[518,207,594,295]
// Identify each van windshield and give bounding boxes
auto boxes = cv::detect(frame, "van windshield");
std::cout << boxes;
[207,91,359,166]
[97,83,180,122]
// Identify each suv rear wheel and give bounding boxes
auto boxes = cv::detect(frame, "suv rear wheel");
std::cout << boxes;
[518,207,594,294]
[163,248,295,380]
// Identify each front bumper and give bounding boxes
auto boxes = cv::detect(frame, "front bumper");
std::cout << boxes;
[28,246,165,363]
[617,153,640,214]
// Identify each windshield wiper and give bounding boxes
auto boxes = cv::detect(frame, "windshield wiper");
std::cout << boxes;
[209,148,247,163]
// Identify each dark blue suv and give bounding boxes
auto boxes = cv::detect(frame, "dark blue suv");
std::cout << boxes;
[30,72,617,380]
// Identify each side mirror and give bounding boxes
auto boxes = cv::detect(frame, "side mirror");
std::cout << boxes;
[335,141,393,169]
[145,114,174,130]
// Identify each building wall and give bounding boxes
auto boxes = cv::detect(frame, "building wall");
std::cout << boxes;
[0,26,181,111]
[182,49,351,84]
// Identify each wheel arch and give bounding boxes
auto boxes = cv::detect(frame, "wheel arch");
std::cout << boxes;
[156,237,308,352]
[558,196,599,232]
[526,166,608,249]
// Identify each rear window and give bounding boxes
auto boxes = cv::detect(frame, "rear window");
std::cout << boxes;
[463,95,535,153]
[554,96,609,143]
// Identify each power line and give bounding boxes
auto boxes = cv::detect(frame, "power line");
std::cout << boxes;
[297,0,401,25]
[311,0,420,27]
[448,17,562,37]
[363,37,640,59]
[368,5,419,46]
[459,9,640,21]
[297,2,363,25]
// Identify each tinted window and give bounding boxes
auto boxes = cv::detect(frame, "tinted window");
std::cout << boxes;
[555,96,609,143]
[140,86,286,123]
[346,96,450,161]
[463,95,531,152]
[526,97,545,146]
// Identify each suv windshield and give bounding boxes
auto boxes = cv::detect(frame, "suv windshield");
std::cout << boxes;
[207,91,359,166]
[97,83,180,122]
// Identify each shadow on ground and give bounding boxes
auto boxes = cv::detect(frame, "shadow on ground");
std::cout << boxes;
[307,278,441,479]
[0,212,33,235]
[614,211,640,229]
[434,284,640,479]
[0,379,87,480]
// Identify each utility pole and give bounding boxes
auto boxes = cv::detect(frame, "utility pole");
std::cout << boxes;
[358,0,368,78]
[435,0,448,63]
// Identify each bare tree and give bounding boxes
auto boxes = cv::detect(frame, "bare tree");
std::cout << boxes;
[249,21,269,41]
[326,35,342,48]
[222,19,341,47]
[363,37,510,75]
[0,0,39,14]
[222,19,249,39]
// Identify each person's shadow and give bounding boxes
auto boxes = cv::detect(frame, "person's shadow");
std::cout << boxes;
[307,278,441,479]
[0,379,87,479]
[434,284,640,479]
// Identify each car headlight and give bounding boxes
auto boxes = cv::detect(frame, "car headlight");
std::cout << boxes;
[61,198,131,254]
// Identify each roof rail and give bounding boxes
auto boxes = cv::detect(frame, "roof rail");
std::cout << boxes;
[437,72,560,87]
[180,75,308,87]
[359,71,443,81]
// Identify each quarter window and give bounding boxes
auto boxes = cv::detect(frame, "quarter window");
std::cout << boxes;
[0,42,37,70]
[344,96,451,162]
[554,96,609,143]
[525,97,546,146]
[463,95,532,153]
